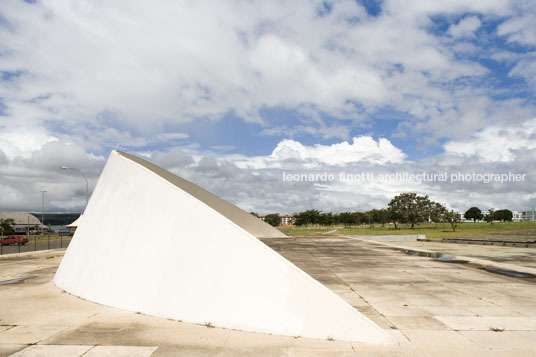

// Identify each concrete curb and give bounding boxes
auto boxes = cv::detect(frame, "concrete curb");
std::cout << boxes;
[345,234,424,242]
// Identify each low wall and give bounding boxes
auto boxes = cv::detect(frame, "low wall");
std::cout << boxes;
[348,234,425,242]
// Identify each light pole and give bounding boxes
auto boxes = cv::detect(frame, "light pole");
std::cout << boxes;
[61,166,89,210]
[40,190,47,235]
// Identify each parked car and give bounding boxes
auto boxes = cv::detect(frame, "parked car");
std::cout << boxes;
[0,235,29,246]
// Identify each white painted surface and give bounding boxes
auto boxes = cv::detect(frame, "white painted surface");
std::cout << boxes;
[54,151,395,344]
[119,151,286,238]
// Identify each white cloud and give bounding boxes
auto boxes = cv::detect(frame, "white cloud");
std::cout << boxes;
[384,0,510,16]
[0,128,58,160]
[150,147,193,169]
[211,125,536,212]
[497,2,536,45]
[0,141,105,212]
[0,1,535,214]
[0,0,525,151]
[509,52,536,89]
[448,16,482,38]
[270,136,406,165]
[443,118,536,162]
[1,126,535,214]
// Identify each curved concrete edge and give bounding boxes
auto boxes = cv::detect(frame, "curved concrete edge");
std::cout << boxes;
[117,151,286,238]
[340,235,536,276]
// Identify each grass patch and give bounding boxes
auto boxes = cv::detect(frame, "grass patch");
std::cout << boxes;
[280,221,536,240]
[25,235,72,243]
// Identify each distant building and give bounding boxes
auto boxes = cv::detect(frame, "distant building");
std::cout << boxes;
[0,212,45,234]
[512,211,522,221]
[520,207,536,221]
[257,213,296,226]
[279,214,296,226]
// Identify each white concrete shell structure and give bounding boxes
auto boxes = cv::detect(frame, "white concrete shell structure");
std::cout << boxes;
[65,214,82,227]
[54,151,395,344]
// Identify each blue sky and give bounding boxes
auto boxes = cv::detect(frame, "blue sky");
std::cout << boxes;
[0,0,535,213]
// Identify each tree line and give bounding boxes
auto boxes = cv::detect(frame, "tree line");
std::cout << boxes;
[257,193,514,231]
[463,207,512,223]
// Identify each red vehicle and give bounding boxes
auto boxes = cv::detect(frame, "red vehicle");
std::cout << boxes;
[0,235,29,246]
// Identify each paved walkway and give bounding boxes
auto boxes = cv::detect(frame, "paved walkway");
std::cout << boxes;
[0,236,535,356]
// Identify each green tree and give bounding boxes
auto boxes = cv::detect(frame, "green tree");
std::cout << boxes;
[370,208,390,227]
[387,193,436,229]
[362,211,373,228]
[429,202,447,223]
[264,214,281,227]
[294,210,320,226]
[337,212,354,227]
[442,210,461,232]
[388,207,402,229]
[351,212,363,227]
[464,207,483,222]
[250,212,259,217]
[493,209,513,222]
[318,213,333,226]
[0,218,15,236]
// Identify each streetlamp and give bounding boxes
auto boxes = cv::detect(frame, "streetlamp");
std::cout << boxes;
[61,166,89,210]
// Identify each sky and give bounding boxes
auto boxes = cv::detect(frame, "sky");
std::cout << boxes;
[0,0,535,215]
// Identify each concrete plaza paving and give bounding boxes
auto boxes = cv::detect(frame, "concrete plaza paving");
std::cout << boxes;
[0,235,535,356]
[372,239,536,269]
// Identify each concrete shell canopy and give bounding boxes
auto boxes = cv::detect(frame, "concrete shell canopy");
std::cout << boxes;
[54,150,395,344]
